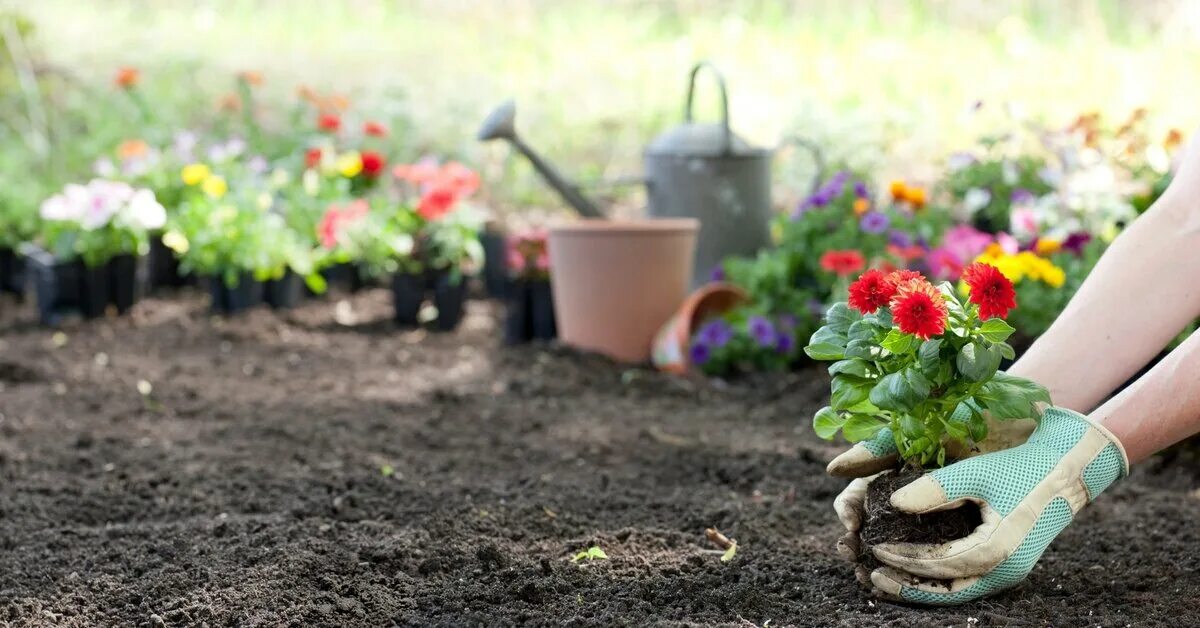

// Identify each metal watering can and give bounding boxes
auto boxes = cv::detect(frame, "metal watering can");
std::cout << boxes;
[478,61,821,286]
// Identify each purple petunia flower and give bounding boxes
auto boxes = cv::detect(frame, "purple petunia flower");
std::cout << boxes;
[689,342,711,365]
[860,211,890,234]
[777,313,798,332]
[709,265,726,282]
[853,181,869,199]
[1062,232,1092,255]
[776,332,794,354]
[1010,188,1035,205]
[888,230,913,248]
[698,320,734,348]
[747,315,777,348]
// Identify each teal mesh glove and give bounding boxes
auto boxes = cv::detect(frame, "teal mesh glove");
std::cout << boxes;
[869,406,1128,605]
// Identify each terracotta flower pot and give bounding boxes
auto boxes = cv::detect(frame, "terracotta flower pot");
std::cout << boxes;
[651,282,748,374]
[548,219,698,362]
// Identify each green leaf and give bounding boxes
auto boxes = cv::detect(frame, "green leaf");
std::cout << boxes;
[899,414,924,439]
[956,342,1002,382]
[812,406,845,440]
[843,338,877,360]
[720,543,738,563]
[868,368,931,412]
[824,303,861,334]
[997,342,1016,360]
[918,338,943,378]
[588,546,608,560]
[842,414,887,443]
[975,372,1052,419]
[943,417,969,441]
[831,376,872,411]
[805,326,847,360]
[847,320,876,341]
[989,372,1052,404]
[978,318,1016,343]
[881,330,919,355]
[967,408,988,442]
[828,359,870,378]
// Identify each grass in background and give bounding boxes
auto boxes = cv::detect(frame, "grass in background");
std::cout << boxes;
[14,0,1200,216]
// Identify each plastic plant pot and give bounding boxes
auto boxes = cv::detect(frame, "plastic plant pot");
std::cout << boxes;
[208,274,263,315]
[108,254,140,314]
[391,271,425,327]
[263,271,303,310]
[79,261,112,320]
[432,269,468,332]
[147,237,192,289]
[503,279,531,344]
[0,247,25,299]
[24,246,83,326]
[480,229,508,299]
[322,263,369,295]
[529,279,557,340]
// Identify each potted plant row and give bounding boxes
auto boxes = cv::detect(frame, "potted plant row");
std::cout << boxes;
[503,228,556,343]
[29,179,166,324]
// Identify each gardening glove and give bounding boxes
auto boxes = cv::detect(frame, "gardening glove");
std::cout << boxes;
[829,403,1036,531]
[868,406,1128,605]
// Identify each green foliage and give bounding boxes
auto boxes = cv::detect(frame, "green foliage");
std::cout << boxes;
[941,150,1053,234]
[572,546,608,562]
[805,288,1049,468]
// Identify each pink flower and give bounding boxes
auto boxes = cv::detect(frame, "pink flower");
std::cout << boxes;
[940,224,992,262]
[927,247,966,281]
[1011,208,1039,239]
[996,232,1020,254]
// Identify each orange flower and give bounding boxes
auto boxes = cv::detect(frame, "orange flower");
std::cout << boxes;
[1165,128,1184,151]
[218,93,241,112]
[363,121,388,138]
[889,180,908,201]
[297,85,319,104]
[117,139,150,160]
[238,71,264,87]
[905,185,927,209]
[852,198,870,216]
[114,67,139,89]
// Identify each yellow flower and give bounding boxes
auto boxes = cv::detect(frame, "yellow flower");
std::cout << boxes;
[181,163,211,186]
[162,230,189,254]
[202,175,228,199]
[1041,264,1066,288]
[1034,238,1061,256]
[337,152,363,178]
[978,243,1005,262]
[991,256,1025,283]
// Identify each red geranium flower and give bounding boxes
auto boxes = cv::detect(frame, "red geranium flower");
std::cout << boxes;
[317,113,341,133]
[436,161,480,198]
[962,261,1017,320]
[848,269,897,314]
[889,278,948,339]
[361,151,386,178]
[305,147,323,169]
[393,159,441,185]
[887,244,927,263]
[363,121,388,137]
[819,250,865,276]
[316,200,369,249]
[417,185,458,221]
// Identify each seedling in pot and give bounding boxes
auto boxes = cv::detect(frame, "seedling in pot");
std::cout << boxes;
[804,264,1049,573]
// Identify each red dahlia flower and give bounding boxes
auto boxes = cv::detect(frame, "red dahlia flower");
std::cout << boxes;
[962,261,1017,320]
[848,269,897,314]
[889,278,948,339]
[361,151,386,177]
[363,121,388,137]
[885,269,925,286]
[317,113,341,133]
[819,250,866,276]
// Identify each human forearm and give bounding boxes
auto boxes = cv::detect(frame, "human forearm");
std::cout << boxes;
[1091,326,1200,463]
[1009,190,1200,412]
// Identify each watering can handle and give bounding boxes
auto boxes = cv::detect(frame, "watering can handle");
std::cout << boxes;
[784,135,827,195]
[683,61,733,155]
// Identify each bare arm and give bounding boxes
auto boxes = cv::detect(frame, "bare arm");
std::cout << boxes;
[1008,133,1200,415]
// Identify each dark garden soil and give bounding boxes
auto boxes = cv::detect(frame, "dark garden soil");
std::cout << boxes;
[858,469,982,573]
[1,289,1199,627]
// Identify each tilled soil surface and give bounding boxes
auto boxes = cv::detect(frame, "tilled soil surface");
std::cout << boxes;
[1,289,1198,627]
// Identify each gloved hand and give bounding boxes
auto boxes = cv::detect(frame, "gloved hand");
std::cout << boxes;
[828,404,1036,536]
[867,406,1128,605]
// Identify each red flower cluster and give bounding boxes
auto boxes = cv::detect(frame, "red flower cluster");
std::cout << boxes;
[316,199,369,249]
[317,113,341,133]
[361,150,386,178]
[363,121,388,137]
[819,250,865,276]
[848,269,927,314]
[962,261,1017,320]
[395,160,482,222]
[890,277,948,339]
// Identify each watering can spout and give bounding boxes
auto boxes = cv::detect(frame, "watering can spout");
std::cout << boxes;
[477,101,605,219]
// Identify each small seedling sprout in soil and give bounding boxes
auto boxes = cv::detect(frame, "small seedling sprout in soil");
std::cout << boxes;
[572,546,608,562]
[804,266,1049,468]
[705,527,738,563]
